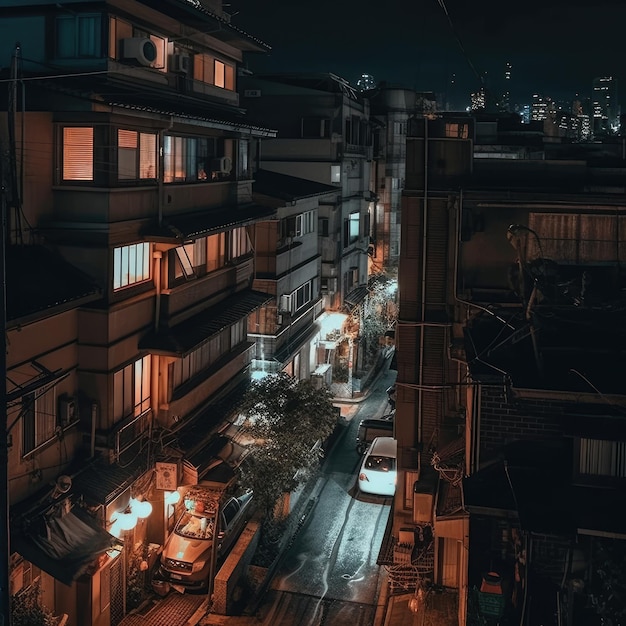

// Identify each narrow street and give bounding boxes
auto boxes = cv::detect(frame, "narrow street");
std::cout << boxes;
[250,367,397,626]
[119,365,397,626]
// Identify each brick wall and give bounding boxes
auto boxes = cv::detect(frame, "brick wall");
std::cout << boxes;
[479,385,566,462]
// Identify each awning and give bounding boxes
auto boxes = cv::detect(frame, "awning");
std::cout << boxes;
[272,322,320,365]
[141,204,276,243]
[344,286,369,309]
[11,506,118,586]
[139,290,272,357]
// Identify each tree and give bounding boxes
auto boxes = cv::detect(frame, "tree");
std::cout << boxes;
[237,372,339,523]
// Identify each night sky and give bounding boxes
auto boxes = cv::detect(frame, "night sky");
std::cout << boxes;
[230,0,626,111]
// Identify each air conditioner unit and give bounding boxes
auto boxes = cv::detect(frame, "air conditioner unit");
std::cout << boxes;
[59,396,77,427]
[170,53,190,74]
[211,156,232,174]
[121,37,158,67]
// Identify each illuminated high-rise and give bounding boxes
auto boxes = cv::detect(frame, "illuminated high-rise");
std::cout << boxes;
[592,76,619,136]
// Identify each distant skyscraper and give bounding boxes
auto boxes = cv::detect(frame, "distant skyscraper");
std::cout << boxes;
[470,87,486,111]
[498,61,512,112]
[357,73,376,92]
[531,94,553,121]
[592,76,619,136]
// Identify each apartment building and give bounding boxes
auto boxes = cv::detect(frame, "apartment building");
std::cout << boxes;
[0,1,277,623]
[391,113,626,625]
[239,72,375,395]
[248,168,338,382]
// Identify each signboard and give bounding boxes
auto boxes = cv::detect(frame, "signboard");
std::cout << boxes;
[155,462,178,490]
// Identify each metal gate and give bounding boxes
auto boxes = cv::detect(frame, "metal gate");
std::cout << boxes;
[109,554,124,626]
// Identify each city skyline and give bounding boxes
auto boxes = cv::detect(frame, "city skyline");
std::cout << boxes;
[232,0,625,112]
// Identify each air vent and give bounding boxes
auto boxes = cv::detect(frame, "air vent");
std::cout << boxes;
[170,53,190,74]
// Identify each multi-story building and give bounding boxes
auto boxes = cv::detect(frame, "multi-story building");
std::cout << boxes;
[239,72,375,394]
[0,0,278,623]
[368,87,437,273]
[592,76,619,136]
[248,169,338,382]
[389,112,626,625]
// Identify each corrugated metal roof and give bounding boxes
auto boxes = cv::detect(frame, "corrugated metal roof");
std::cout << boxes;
[141,204,276,242]
[139,289,272,356]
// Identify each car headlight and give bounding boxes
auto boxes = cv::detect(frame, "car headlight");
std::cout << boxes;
[192,560,207,573]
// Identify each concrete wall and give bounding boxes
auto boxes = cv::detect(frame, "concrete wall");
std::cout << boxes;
[212,519,261,615]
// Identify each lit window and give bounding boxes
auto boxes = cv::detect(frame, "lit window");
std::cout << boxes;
[345,211,360,246]
[213,59,234,90]
[330,165,341,184]
[445,123,469,139]
[63,127,93,181]
[118,129,157,179]
[22,386,57,456]
[113,356,151,421]
[229,227,251,260]
[113,242,150,290]
[579,438,626,478]
[174,238,207,279]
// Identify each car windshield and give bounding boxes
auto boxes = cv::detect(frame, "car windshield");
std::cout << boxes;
[174,511,215,539]
[365,455,395,472]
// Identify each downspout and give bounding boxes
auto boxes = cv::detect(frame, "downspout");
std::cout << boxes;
[158,116,174,227]
[418,116,428,450]
[90,402,97,458]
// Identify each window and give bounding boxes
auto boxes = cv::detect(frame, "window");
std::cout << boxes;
[63,127,94,181]
[174,238,207,279]
[164,135,232,182]
[22,386,57,456]
[283,211,315,238]
[229,227,251,260]
[118,130,157,179]
[294,280,313,311]
[579,438,626,478]
[213,60,234,90]
[193,54,234,91]
[207,233,225,272]
[345,211,360,246]
[281,280,314,314]
[113,242,150,290]
[330,165,341,184]
[319,217,329,237]
[113,355,150,421]
[56,13,102,58]
[445,122,469,139]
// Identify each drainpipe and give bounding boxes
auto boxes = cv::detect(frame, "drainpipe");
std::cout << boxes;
[90,402,97,458]
[153,250,163,332]
[417,117,429,451]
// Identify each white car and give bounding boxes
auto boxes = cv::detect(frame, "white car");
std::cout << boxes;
[358,436,397,496]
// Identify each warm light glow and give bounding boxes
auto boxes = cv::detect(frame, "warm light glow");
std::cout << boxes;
[165,490,181,505]
[132,499,152,519]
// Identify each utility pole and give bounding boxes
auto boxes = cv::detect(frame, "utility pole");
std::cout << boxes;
[1,145,11,626]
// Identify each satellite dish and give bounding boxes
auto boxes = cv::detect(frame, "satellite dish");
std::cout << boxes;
[52,475,72,499]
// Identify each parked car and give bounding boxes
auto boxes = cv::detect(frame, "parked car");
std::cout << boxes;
[154,490,254,591]
[358,436,397,496]
[356,415,394,454]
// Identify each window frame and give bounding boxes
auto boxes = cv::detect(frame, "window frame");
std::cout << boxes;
[55,12,103,59]
[113,355,151,422]
[21,385,57,457]
[113,242,151,291]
